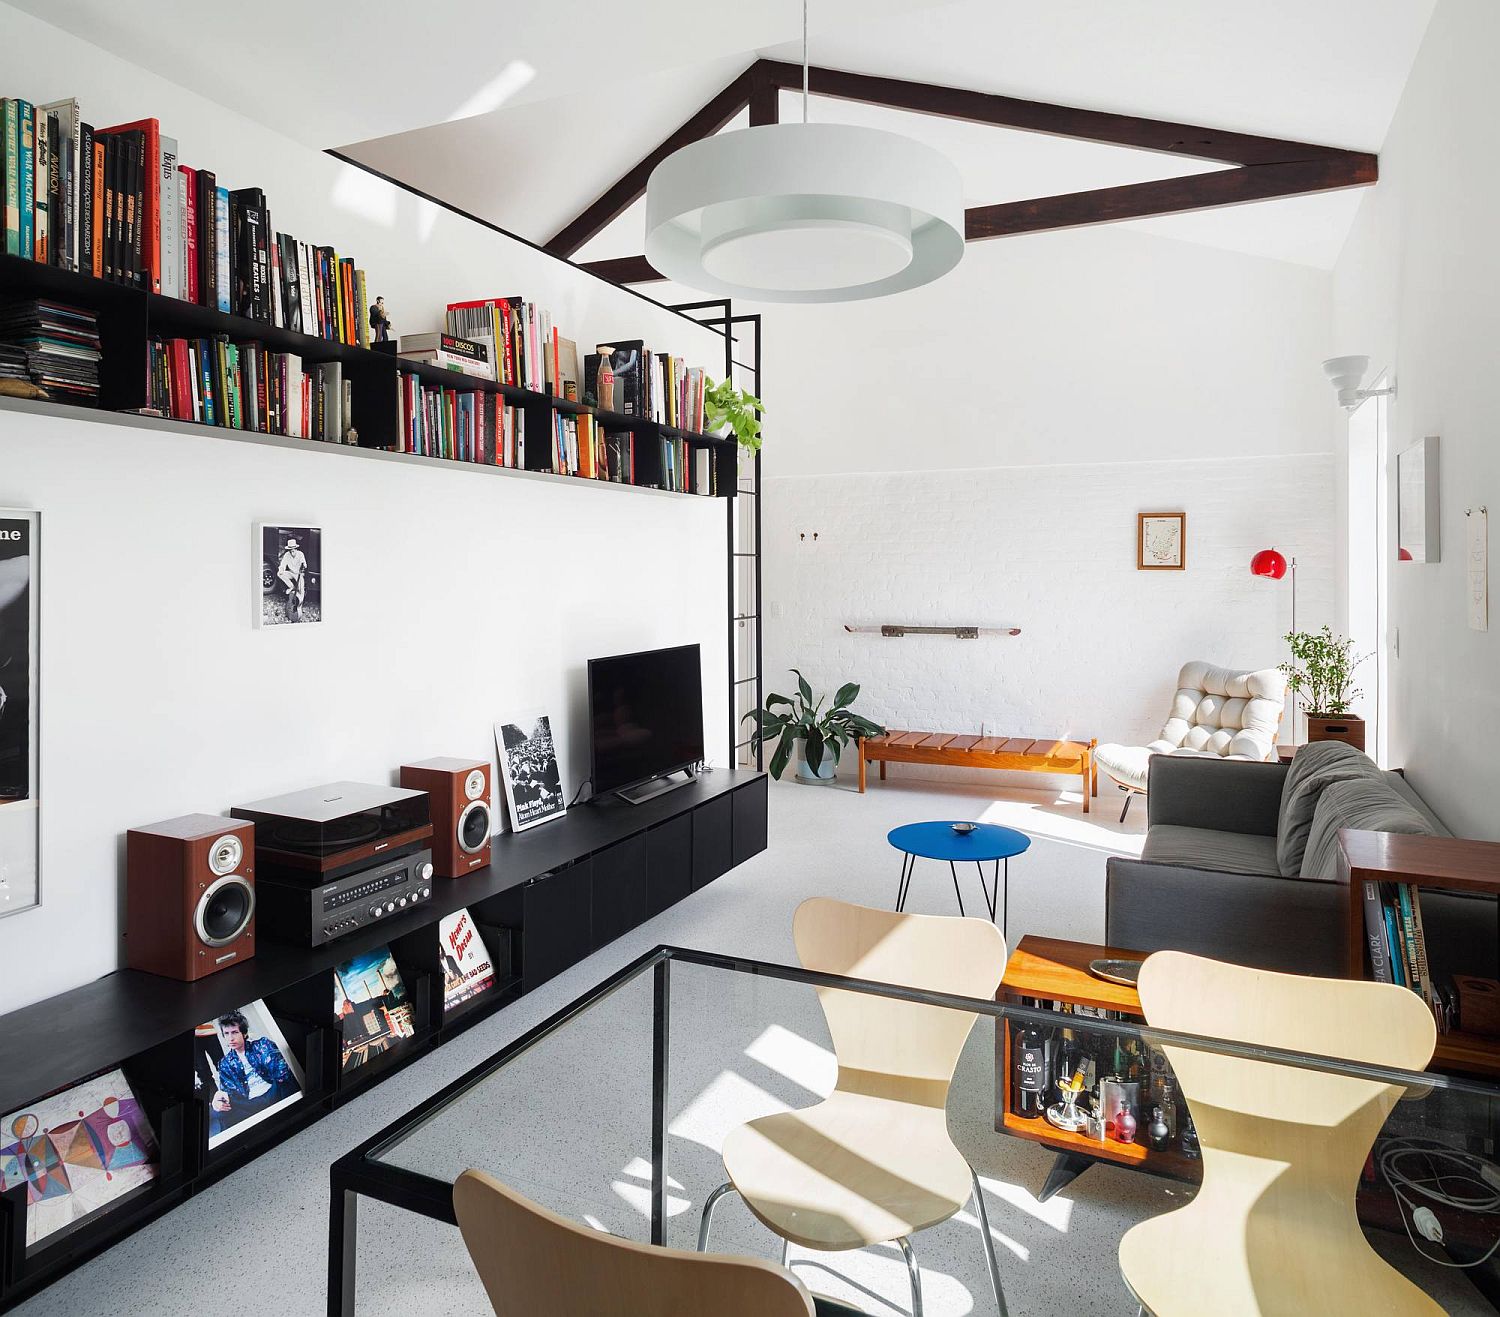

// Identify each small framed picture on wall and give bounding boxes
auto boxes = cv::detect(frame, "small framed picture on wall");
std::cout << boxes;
[1137,512,1186,570]
[257,525,323,626]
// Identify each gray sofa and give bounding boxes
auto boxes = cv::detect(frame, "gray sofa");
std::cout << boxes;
[1105,744,1496,979]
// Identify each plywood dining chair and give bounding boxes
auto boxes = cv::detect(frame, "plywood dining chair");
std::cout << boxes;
[697,898,1010,1317]
[1119,951,1441,1316]
[454,1168,867,1316]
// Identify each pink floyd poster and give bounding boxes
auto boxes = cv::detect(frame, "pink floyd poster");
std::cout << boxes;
[0,1068,160,1251]
[0,509,38,918]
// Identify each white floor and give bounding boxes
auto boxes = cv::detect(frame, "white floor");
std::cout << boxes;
[12,773,1488,1315]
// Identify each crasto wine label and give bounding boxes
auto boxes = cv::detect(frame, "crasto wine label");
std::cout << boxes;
[1016,1043,1047,1091]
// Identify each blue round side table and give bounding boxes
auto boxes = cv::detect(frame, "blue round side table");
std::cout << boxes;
[886,821,1031,933]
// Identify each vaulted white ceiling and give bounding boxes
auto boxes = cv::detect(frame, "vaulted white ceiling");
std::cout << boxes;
[13,0,1436,271]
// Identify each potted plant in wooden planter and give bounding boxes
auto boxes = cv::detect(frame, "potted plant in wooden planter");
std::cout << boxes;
[1281,626,1370,750]
[744,670,885,782]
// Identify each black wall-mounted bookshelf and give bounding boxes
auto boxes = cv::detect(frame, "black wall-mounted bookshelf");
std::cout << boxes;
[0,771,768,1313]
[0,252,740,499]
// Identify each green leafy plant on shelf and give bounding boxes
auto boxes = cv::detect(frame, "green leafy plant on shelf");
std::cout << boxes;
[704,377,765,453]
[744,670,886,780]
[1280,626,1369,716]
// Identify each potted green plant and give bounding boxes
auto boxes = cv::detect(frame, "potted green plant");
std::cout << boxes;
[703,377,764,454]
[1281,626,1370,750]
[744,670,885,782]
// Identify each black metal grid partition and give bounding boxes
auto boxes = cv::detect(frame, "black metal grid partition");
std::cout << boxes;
[669,301,764,772]
[325,945,1500,1316]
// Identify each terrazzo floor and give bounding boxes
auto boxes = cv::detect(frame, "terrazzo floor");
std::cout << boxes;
[12,774,1490,1315]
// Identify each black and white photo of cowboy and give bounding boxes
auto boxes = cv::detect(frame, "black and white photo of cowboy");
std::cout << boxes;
[259,524,322,626]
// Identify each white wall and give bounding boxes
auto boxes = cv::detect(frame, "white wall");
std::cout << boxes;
[764,454,1334,772]
[749,226,1337,771]
[0,6,730,1011]
[1331,0,1500,838]
[757,224,1333,479]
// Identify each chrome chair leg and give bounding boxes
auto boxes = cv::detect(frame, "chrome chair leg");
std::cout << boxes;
[970,1167,1009,1317]
[897,1236,922,1317]
[696,1181,737,1252]
[781,1236,790,1267]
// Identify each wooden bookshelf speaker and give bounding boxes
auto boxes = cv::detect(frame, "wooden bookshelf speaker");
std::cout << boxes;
[125,814,256,981]
[400,758,493,877]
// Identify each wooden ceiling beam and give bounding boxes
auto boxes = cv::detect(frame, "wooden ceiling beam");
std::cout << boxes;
[755,59,1357,168]
[578,254,664,284]
[544,65,762,259]
[965,155,1378,239]
[565,59,1379,287]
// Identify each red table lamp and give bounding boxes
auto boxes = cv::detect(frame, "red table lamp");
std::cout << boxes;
[1251,548,1297,634]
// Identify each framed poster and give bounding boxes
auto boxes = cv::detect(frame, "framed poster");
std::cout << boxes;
[1137,512,1186,570]
[257,524,323,626]
[0,508,39,918]
[1398,436,1441,563]
[494,712,566,832]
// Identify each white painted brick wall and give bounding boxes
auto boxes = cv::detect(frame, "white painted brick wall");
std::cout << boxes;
[760,454,1336,783]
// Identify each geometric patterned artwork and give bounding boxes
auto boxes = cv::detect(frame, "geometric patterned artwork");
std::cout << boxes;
[0,1069,159,1251]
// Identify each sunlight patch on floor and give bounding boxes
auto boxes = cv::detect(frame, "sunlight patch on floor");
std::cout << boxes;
[745,1023,837,1096]
[975,797,1145,858]
[668,1068,788,1150]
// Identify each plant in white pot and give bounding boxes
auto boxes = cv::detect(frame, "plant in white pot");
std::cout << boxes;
[744,670,885,782]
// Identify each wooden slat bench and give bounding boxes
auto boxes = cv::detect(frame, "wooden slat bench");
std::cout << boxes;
[858,731,1098,812]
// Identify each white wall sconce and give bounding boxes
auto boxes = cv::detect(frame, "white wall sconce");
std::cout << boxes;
[1323,355,1397,411]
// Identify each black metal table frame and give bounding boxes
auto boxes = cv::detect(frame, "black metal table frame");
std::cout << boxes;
[894,851,1010,929]
[325,944,1496,1315]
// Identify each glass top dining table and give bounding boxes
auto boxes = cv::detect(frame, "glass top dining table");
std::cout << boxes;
[326,944,1500,1317]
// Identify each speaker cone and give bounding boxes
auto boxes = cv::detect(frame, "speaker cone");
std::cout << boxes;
[195,875,255,947]
[458,800,491,854]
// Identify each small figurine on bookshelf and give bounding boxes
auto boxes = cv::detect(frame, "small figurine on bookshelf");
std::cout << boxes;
[369,296,392,343]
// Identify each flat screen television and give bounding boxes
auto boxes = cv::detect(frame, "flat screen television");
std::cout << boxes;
[588,643,705,799]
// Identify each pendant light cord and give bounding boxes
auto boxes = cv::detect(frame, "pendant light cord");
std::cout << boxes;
[802,0,809,123]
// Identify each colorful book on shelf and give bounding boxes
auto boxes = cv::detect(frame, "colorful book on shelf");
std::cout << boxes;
[99,116,159,289]
[1361,880,1392,983]
[32,104,48,266]
[2,99,19,255]
[1381,895,1405,989]
[158,133,179,298]
[213,186,230,313]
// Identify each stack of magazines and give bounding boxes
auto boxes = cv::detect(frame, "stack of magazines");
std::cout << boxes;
[0,297,101,405]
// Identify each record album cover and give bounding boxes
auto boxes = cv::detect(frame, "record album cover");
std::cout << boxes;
[193,1000,306,1149]
[439,909,496,1013]
[495,711,565,832]
[0,1069,159,1251]
[335,945,417,1073]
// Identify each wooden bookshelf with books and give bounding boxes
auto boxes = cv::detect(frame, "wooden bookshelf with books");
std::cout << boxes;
[1336,829,1500,1078]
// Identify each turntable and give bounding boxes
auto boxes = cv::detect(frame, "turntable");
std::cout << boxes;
[232,782,436,947]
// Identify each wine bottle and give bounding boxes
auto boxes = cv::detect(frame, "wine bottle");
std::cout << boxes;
[1013,1021,1049,1118]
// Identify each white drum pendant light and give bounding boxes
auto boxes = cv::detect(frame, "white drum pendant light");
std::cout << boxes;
[644,4,964,303]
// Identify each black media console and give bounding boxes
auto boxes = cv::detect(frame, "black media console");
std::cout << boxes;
[0,770,768,1313]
